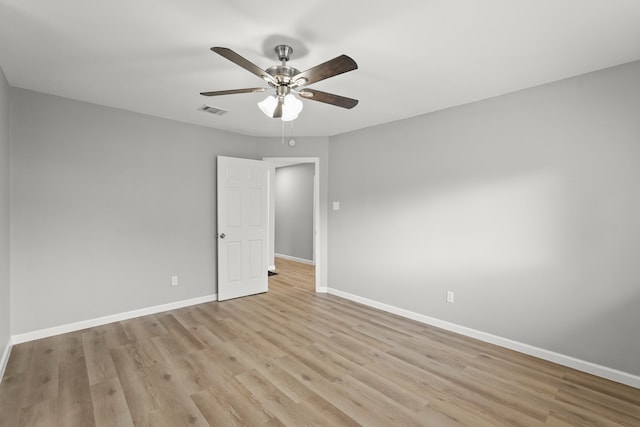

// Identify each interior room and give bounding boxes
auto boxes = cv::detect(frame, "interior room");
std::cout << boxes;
[1,1,640,425]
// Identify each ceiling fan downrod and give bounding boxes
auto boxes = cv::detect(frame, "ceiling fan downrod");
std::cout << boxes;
[274,44,292,65]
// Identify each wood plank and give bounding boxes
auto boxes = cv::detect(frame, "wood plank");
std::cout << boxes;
[117,369,160,426]
[110,339,166,380]
[235,368,338,427]
[131,364,208,427]
[82,328,119,385]
[121,316,168,342]
[17,398,58,427]
[57,356,96,427]
[0,342,36,425]
[24,337,60,408]
[0,372,30,426]
[191,378,274,427]
[255,359,315,404]
[90,377,135,427]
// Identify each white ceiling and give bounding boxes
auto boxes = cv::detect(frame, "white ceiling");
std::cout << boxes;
[1,0,640,137]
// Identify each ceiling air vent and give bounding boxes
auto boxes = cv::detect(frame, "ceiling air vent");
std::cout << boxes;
[198,105,229,116]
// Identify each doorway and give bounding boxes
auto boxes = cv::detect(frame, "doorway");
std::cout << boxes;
[264,157,320,292]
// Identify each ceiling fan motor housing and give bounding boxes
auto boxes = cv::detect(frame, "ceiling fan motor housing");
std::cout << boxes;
[266,45,308,91]
[266,65,300,85]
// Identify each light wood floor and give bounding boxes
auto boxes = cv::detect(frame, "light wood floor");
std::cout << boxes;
[271,257,315,291]
[1,260,639,426]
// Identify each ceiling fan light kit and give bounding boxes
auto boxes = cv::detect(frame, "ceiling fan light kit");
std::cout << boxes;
[258,94,303,121]
[201,44,359,122]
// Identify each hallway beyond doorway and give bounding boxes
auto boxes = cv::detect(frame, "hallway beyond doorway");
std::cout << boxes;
[270,257,315,292]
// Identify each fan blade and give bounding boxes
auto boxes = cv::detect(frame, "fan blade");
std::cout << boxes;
[272,98,283,118]
[200,88,267,96]
[294,55,358,87]
[297,89,359,109]
[211,47,277,85]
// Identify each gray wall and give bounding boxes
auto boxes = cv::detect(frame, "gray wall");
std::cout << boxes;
[0,67,10,358]
[275,163,314,261]
[4,60,639,380]
[328,60,640,376]
[9,88,258,334]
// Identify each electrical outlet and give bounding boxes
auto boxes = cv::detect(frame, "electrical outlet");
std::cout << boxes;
[446,291,455,303]
[171,276,178,287]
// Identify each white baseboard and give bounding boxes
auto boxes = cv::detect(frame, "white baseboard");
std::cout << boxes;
[0,337,11,383]
[316,286,328,293]
[327,288,640,390]
[275,253,314,265]
[11,294,217,345]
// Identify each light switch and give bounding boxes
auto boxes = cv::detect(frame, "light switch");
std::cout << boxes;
[332,201,340,211]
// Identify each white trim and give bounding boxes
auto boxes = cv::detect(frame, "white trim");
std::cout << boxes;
[275,253,314,265]
[316,287,328,293]
[327,288,640,389]
[0,337,12,383]
[11,294,217,345]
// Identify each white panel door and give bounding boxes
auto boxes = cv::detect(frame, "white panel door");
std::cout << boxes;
[217,156,269,301]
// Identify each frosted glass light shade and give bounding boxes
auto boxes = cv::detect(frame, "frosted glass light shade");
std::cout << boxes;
[281,94,303,122]
[258,95,278,117]
[257,94,303,121]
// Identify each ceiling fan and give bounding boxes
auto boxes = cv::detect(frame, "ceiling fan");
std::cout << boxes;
[200,45,358,121]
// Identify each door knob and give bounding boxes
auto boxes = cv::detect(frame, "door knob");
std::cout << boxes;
[219,233,226,239]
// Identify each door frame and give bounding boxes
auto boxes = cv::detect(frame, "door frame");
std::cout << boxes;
[263,157,321,292]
